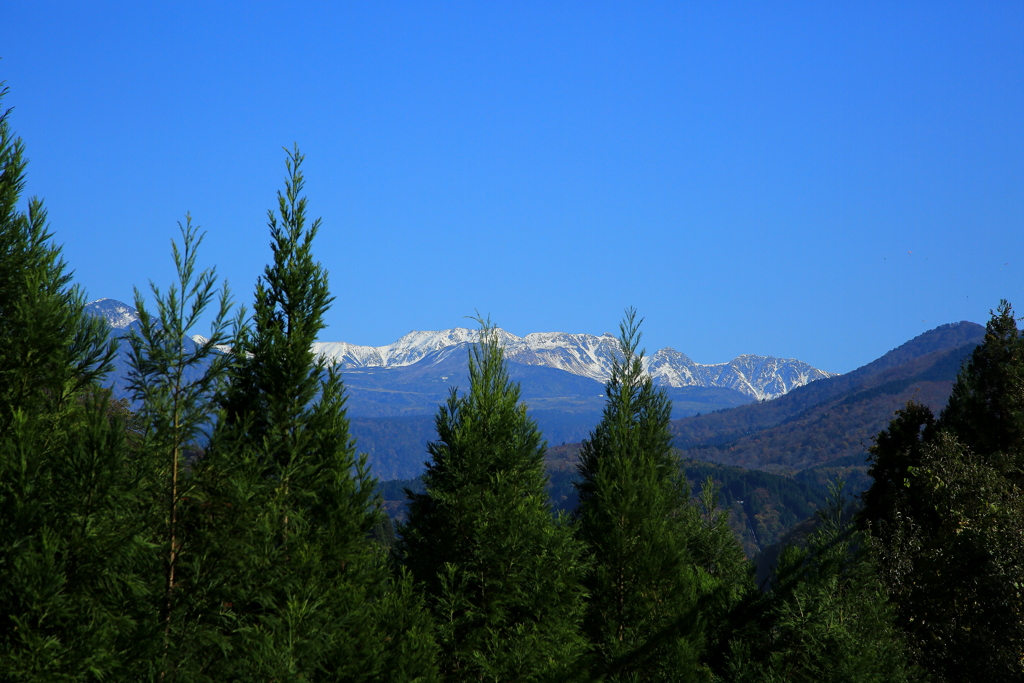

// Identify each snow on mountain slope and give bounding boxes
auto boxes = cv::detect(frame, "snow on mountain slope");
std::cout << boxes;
[507,332,621,381]
[315,328,835,400]
[313,328,512,369]
[85,299,833,401]
[190,335,234,354]
[87,298,141,331]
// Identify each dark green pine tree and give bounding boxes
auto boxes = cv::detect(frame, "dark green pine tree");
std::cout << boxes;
[400,318,588,683]
[211,145,436,681]
[0,83,150,680]
[859,399,936,540]
[862,300,1024,682]
[940,299,1024,459]
[574,309,743,683]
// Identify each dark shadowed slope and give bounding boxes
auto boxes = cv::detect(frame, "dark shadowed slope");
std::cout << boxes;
[670,322,985,471]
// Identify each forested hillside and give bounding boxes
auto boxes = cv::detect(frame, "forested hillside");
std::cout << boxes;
[359,324,982,485]
[670,321,984,458]
[353,383,755,480]
[379,458,827,558]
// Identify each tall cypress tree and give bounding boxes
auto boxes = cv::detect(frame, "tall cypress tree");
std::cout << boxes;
[574,309,742,682]
[211,146,436,681]
[400,318,588,682]
[0,83,147,681]
[940,299,1024,458]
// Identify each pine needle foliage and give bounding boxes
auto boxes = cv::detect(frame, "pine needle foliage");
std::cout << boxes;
[0,83,148,681]
[0,86,115,413]
[724,483,916,683]
[574,309,743,683]
[401,317,588,683]
[125,216,237,680]
[940,299,1024,459]
[212,146,436,681]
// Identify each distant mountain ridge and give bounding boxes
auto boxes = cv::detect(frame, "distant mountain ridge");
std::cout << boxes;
[85,298,836,479]
[84,298,988,504]
[664,320,987,473]
[86,298,208,403]
[315,328,835,401]
[85,298,835,402]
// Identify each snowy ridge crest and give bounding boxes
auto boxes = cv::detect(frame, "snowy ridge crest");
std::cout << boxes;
[315,328,835,400]
[84,300,834,401]
[313,328,519,368]
[87,298,141,331]
[190,335,234,354]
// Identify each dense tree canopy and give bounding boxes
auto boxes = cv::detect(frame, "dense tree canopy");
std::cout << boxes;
[0,82,145,681]
[208,146,437,681]
[725,483,915,683]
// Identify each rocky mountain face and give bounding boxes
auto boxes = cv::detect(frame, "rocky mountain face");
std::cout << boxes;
[87,298,142,332]
[315,328,835,401]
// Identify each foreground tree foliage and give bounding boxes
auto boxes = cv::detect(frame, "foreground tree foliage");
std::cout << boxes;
[400,319,588,682]
[863,300,1024,682]
[574,310,748,682]
[724,484,916,683]
[125,217,237,680]
[0,84,145,681]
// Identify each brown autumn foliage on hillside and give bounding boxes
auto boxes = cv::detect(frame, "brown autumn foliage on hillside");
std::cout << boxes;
[685,379,955,471]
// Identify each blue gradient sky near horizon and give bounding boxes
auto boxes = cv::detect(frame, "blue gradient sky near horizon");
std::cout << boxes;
[5,2,1022,373]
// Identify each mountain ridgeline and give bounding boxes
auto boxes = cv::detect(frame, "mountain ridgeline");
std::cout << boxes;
[530,320,987,554]
[84,298,984,488]
[668,320,986,471]
[86,298,829,479]
[364,319,987,559]
[314,326,835,401]
[84,298,987,552]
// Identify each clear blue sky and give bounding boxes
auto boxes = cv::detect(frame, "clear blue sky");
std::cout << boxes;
[5,1,1022,373]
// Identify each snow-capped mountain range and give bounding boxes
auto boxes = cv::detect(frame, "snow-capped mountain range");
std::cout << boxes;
[85,299,835,402]
[313,329,834,401]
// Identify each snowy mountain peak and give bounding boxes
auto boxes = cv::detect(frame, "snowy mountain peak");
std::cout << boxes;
[314,327,515,368]
[191,334,234,354]
[87,298,140,330]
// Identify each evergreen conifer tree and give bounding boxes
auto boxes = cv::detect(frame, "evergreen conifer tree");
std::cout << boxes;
[211,146,436,681]
[0,83,148,680]
[940,299,1024,458]
[574,309,743,682]
[400,317,588,682]
[124,216,237,680]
